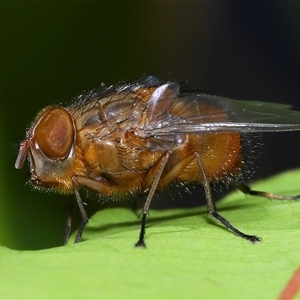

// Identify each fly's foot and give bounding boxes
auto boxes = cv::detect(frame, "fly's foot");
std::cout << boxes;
[242,234,262,244]
[135,239,146,248]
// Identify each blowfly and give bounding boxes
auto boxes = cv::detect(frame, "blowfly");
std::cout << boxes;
[15,76,300,246]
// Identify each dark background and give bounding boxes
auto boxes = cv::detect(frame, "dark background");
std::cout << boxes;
[1,2,300,250]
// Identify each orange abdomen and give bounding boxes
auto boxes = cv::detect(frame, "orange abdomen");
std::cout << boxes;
[189,132,241,181]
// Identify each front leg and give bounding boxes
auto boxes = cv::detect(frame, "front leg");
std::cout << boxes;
[70,175,117,243]
[63,197,74,244]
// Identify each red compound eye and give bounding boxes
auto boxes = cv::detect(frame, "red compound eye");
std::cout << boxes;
[34,108,74,160]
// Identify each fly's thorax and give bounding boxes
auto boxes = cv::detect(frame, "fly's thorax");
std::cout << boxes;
[69,86,171,176]
[76,124,164,176]
[79,137,121,175]
[70,87,156,130]
[18,106,86,193]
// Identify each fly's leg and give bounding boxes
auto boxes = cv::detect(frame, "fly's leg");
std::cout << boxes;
[135,150,172,248]
[72,176,89,243]
[238,183,300,201]
[70,175,122,243]
[194,152,261,243]
[63,197,73,244]
[135,213,147,248]
[135,152,205,247]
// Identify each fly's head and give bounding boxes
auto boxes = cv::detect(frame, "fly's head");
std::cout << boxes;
[15,107,78,193]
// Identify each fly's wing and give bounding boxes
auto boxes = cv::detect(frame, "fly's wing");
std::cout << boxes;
[139,83,300,138]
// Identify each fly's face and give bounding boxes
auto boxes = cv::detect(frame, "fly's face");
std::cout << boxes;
[15,107,78,192]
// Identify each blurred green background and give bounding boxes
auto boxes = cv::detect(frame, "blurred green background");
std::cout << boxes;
[1,2,300,250]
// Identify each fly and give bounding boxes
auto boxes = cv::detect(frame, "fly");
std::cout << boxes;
[15,76,300,247]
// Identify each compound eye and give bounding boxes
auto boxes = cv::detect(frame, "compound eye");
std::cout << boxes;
[34,108,74,160]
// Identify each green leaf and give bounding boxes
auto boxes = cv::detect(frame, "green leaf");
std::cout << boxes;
[1,169,300,299]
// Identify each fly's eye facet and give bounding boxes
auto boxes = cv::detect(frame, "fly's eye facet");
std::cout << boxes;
[34,108,74,160]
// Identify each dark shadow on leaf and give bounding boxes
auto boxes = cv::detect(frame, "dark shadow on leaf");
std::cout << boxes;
[83,201,260,238]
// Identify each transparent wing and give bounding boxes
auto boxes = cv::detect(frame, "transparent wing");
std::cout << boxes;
[140,90,300,137]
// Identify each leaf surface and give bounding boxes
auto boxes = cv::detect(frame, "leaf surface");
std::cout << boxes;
[1,170,300,299]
